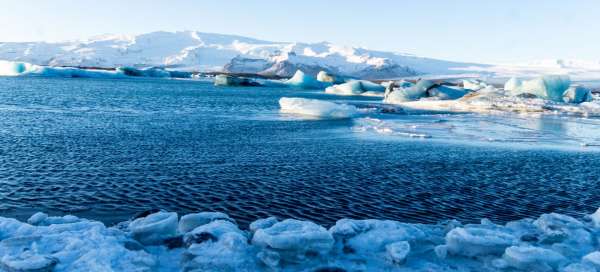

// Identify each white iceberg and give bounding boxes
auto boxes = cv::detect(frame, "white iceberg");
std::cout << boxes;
[279,97,358,119]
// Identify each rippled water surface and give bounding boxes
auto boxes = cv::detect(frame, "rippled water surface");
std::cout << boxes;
[1,77,599,227]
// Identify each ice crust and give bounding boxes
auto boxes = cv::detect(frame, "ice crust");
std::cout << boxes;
[2,209,600,271]
[279,97,358,119]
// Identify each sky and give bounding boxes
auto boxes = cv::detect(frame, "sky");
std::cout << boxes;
[0,0,598,63]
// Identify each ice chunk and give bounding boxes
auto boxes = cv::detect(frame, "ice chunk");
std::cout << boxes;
[285,70,329,89]
[563,86,593,104]
[27,212,48,226]
[463,79,488,91]
[385,241,410,264]
[583,251,600,270]
[179,212,233,233]
[128,211,178,245]
[325,80,385,95]
[590,208,600,228]
[0,60,37,76]
[252,219,334,265]
[510,75,571,102]
[329,219,426,256]
[427,85,469,100]
[563,262,596,272]
[502,245,565,271]
[214,74,261,87]
[504,77,523,92]
[445,226,516,257]
[249,217,279,233]
[384,79,435,103]
[316,71,338,83]
[1,254,58,272]
[279,97,358,119]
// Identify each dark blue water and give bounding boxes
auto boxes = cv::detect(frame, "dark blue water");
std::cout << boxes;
[1,77,599,227]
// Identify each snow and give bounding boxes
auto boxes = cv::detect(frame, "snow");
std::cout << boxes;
[279,97,358,119]
[2,208,600,271]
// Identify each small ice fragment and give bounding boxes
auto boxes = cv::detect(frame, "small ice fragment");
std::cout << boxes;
[129,211,178,245]
[386,241,410,264]
[27,212,48,226]
[179,212,233,234]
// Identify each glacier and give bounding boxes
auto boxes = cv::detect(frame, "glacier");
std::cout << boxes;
[2,208,600,271]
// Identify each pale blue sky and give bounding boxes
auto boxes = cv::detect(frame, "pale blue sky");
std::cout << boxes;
[0,0,597,63]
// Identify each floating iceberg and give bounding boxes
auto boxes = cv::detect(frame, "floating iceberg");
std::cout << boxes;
[0,60,194,79]
[279,97,358,119]
[563,86,593,104]
[325,80,385,96]
[384,80,468,103]
[508,75,571,102]
[2,208,600,271]
[463,79,488,91]
[285,70,331,89]
[316,71,338,83]
[213,74,262,87]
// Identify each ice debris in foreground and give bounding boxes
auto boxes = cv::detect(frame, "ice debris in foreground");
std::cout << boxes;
[2,208,600,271]
[279,97,358,119]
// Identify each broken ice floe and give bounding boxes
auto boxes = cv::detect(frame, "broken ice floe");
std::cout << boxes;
[2,208,600,271]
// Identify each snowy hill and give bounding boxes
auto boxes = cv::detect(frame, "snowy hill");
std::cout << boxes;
[0,31,480,79]
[2,31,600,80]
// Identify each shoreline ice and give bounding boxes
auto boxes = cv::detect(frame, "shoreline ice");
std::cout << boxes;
[1,208,600,271]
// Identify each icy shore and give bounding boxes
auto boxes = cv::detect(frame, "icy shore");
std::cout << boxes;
[2,209,600,271]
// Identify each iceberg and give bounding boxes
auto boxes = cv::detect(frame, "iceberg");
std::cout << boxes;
[563,86,593,104]
[316,71,338,83]
[285,70,330,89]
[427,85,469,100]
[325,80,385,96]
[213,74,262,87]
[463,79,488,91]
[384,79,435,103]
[504,77,522,92]
[508,75,571,102]
[279,97,358,119]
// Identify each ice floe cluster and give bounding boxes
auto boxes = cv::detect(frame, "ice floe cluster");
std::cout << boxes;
[0,60,193,79]
[2,209,600,271]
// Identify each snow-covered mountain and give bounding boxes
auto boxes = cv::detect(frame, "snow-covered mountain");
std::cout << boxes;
[2,31,600,80]
[0,31,480,79]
